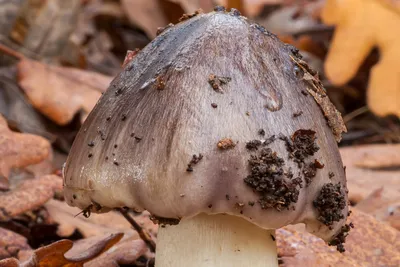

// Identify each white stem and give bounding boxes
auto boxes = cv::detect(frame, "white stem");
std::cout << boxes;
[156,213,278,267]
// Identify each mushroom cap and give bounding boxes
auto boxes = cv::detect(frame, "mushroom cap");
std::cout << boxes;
[63,9,348,243]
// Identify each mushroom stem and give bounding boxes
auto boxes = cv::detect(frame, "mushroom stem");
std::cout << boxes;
[156,213,278,267]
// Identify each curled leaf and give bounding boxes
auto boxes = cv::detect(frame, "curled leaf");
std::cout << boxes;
[0,233,123,267]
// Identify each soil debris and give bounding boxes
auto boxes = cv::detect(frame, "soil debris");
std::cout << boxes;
[156,23,174,36]
[258,129,265,136]
[208,74,231,93]
[289,55,347,142]
[186,153,203,172]
[246,140,263,150]
[313,183,346,226]
[329,172,335,179]
[217,138,236,150]
[179,9,203,22]
[282,129,319,167]
[150,216,180,226]
[293,111,303,117]
[214,6,226,12]
[155,76,165,90]
[328,223,354,253]
[244,148,300,211]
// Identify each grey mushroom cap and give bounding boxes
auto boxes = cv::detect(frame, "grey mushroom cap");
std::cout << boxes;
[63,9,348,243]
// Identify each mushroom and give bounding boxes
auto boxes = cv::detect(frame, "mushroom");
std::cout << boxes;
[63,7,350,267]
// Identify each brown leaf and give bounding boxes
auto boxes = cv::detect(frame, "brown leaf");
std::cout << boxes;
[9,0,81,60]
[0,175,62,220]
[122,0,214,39]
[0,115,51,190]
[340,144,400,204]
[45,199,157,238]
[0,227,31,260]
[0,233,123,267]
[168,0,215,13]
[352,144,400,169]
[121,0,169,39]
[17,59,105,125]
[277,209,400,267]
[65,233,147,267]
[356,187,400,230]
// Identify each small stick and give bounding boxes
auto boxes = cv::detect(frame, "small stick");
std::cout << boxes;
[0,43,24,60]
[117,208,156,252]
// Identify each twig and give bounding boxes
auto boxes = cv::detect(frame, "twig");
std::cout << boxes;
[343,106,369,123]
[117,208,156,252]
[0,43,24,60]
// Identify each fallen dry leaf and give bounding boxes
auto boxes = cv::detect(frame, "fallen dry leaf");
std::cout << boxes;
[277,209,400,267]
[0,227,30,260]
[122,0,214,39]
[0,115,51,190]
[340,144,400,203]
[65,233,147,267]
[0,175,62,220]
[356,187,400,230]
[45,199,157,238]
[0,232,123,267]
[322,0,400,117]
[121,0,168,39]
[169,0,215,13]
[17,59,105,125]
[9,0,81,60]
[352,144,400,169]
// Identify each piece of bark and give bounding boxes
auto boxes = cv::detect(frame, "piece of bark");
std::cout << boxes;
[0,175,62,220]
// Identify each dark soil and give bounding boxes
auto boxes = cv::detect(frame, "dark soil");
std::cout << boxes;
[246,140,263,150]
[244,147,300,211]
[150,216,180,226]
[313,183,346,226]
[283,129,320,167]
[328,222,354,253]
[303,160,324,186]
[186,153,203,172]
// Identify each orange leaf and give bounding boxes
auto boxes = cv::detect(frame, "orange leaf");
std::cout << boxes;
[322,0,400,117]
[17,59,110,125]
